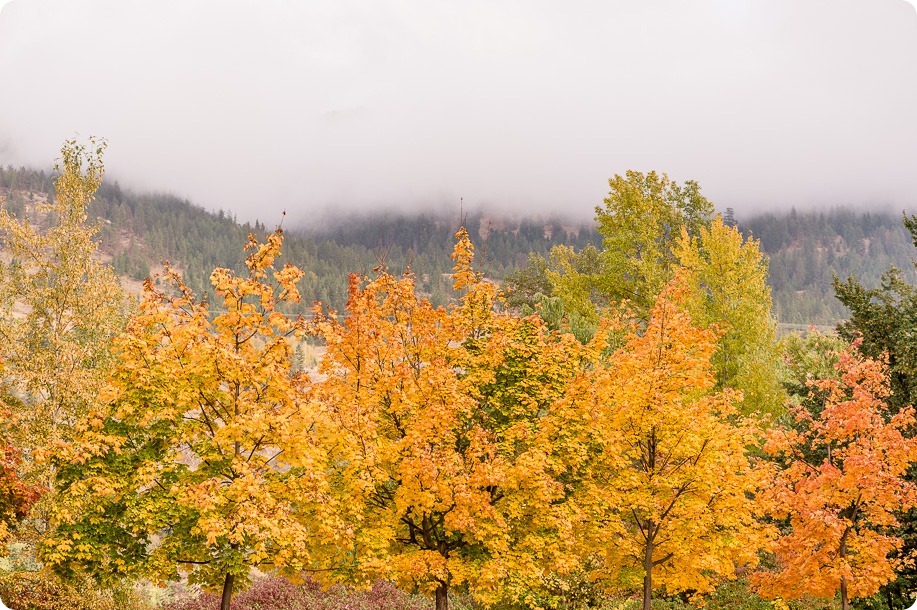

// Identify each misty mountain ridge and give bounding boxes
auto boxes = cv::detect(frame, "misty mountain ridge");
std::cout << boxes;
[1,164,915,326]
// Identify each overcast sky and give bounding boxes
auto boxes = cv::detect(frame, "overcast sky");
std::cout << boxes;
[1,1,916,223]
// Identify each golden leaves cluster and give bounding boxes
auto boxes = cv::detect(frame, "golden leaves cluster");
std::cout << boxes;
[563,280,770,604]
[310,229,588,605]
[309,231,773,609]
[43,228,342,592]
[33,203,914,610]
[40,220,784,610]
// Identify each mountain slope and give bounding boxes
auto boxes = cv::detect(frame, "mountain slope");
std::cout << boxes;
[1,165,913,324]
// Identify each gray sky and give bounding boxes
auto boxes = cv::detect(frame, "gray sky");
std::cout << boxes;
[1,0,916,223]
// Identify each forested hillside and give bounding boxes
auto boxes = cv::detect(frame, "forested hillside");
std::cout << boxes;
[743,209,916,324]
[0,166,597,313]
[0,164,913,324]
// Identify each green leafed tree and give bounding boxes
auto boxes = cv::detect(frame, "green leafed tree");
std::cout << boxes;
[508,172,783,415]
[591,171,714,314]
[520,172,714,326]
[674,217,783,415]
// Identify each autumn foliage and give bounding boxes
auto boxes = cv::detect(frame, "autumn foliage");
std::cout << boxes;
[0,138,125,451]
[754,341,917,609]
[566,281,768,610]
[0,411,42,544]
[0,138,121,557]
[42,230,342,610]
[309,228,586,610]
[8,141,917,610]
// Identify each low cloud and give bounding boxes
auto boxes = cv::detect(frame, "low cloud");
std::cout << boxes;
[1,0,916,223]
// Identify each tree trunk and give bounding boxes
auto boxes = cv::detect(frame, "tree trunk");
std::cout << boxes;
[838,518,853,610]
[884,586,894,610]
[643,538,654,610]
[435,583,449,610]
[221,573,235,610]
[840,575,849,610]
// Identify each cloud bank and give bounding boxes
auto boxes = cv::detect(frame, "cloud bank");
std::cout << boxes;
[1,0,916,222]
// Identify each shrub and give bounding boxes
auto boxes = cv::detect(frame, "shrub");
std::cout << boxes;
[163,577,478,610]
[0,570,113,610]
[0,570,152,610]
[597,580,838,610]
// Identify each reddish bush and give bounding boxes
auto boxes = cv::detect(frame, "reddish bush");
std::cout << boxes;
[161,589,221,610]
[0,412,43,532]
[163,577,435,610]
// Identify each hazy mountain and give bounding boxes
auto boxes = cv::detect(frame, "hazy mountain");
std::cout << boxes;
[1,165,914,325]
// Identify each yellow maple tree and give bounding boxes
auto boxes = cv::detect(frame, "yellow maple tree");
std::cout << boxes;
[42,230,340,610]
[575,280,770,610]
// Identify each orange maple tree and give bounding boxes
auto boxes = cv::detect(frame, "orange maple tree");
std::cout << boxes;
[753,340,917,610]
[310,228,585,610]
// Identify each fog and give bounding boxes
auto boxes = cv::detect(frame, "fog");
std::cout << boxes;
[1,0,916,223]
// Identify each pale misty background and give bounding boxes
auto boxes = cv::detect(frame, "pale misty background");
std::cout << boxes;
[0,0,916,223]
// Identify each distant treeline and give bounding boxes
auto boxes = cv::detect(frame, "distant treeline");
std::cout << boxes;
[741,208,916,324]
[0,164,913,324]
[0,166,598,314]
